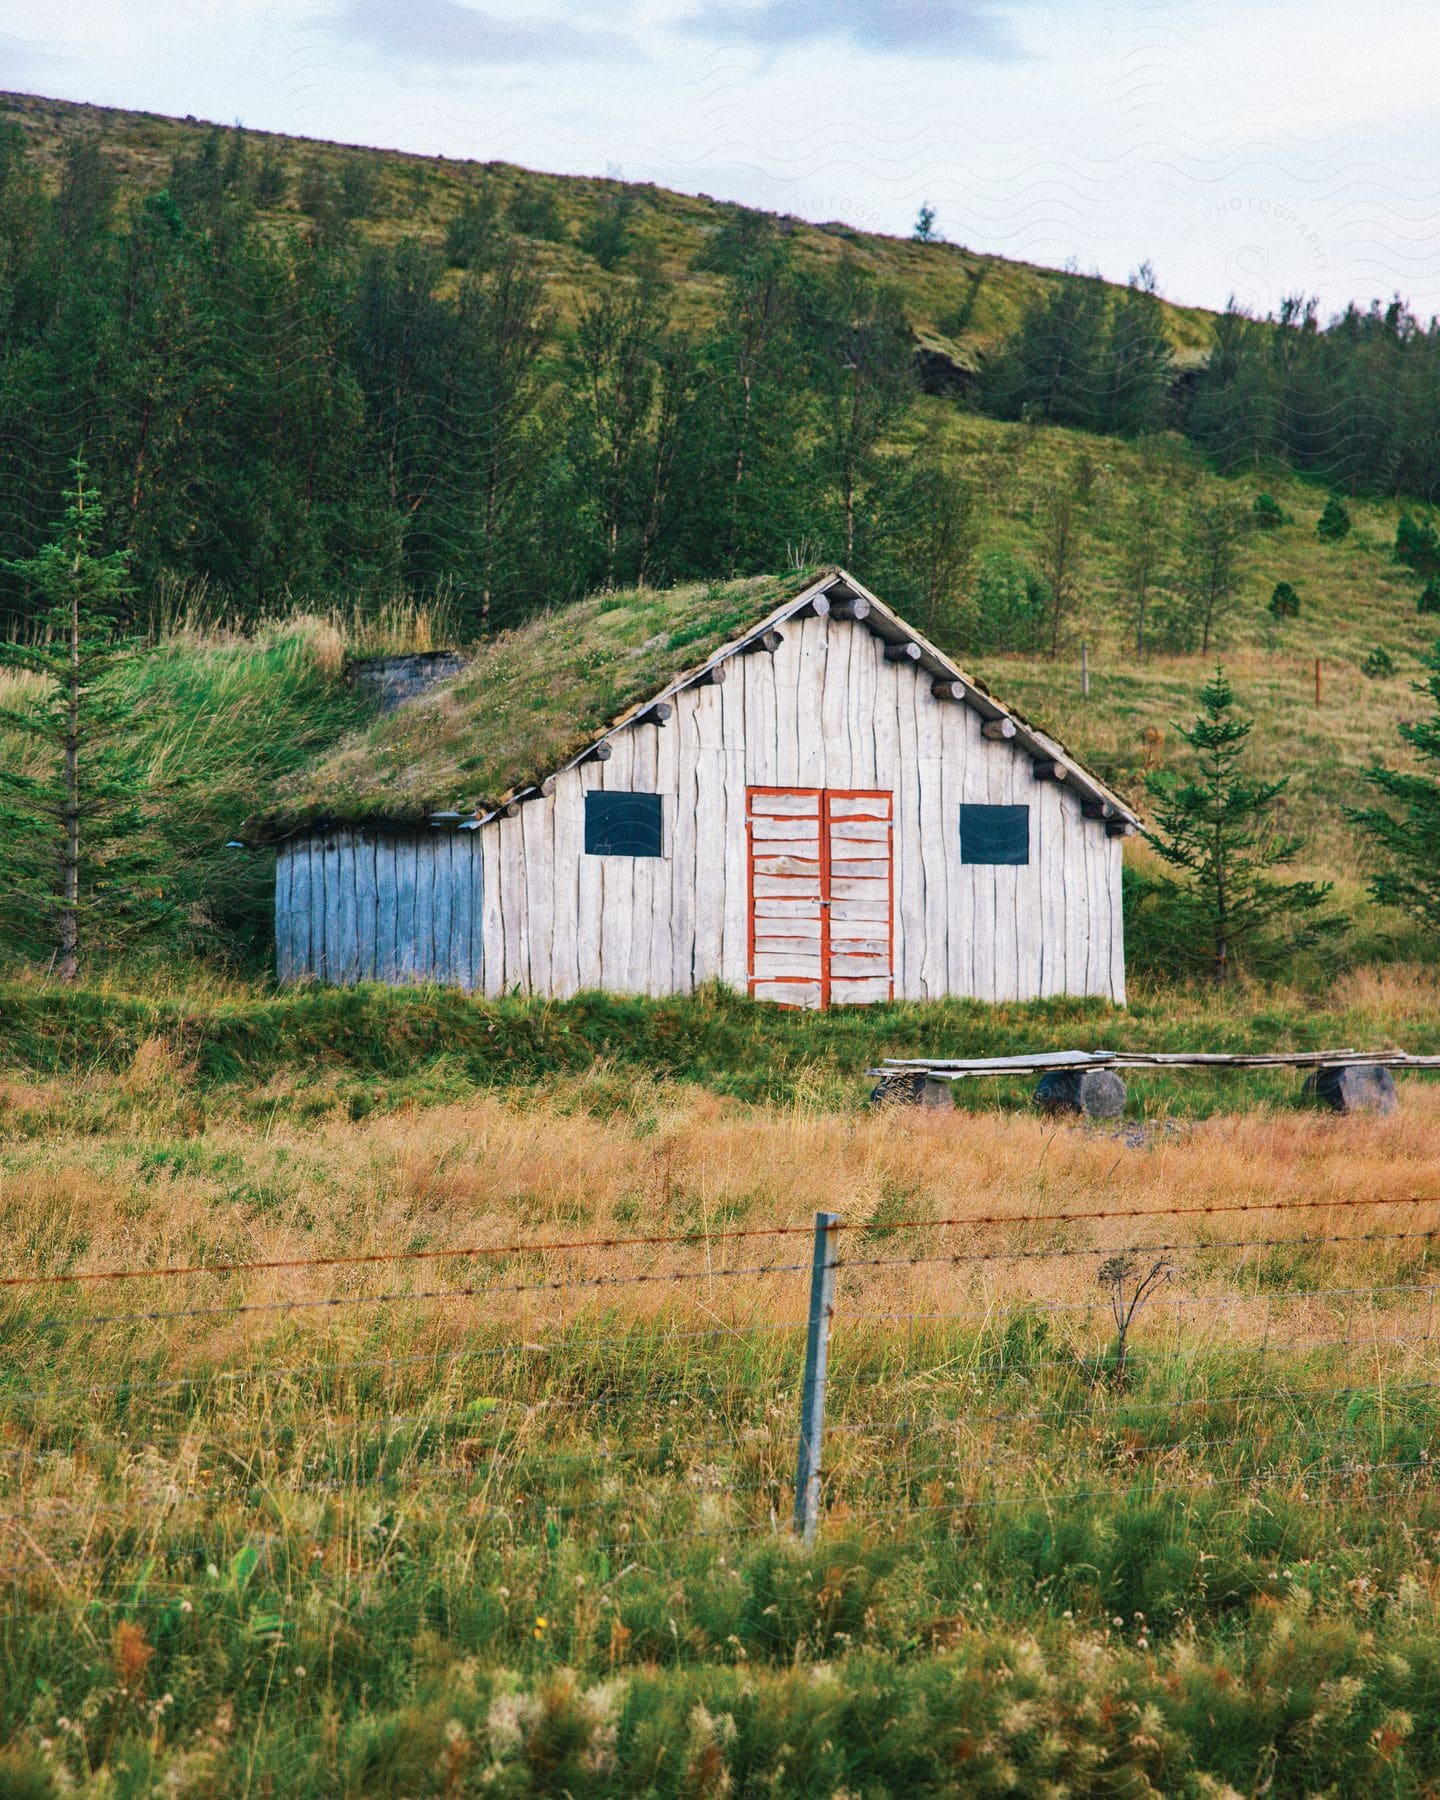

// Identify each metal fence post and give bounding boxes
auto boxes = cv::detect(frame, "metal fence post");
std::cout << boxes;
[793,1211,840,1547]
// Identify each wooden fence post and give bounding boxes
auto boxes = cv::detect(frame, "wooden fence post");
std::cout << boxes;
[793,1211,840,1547]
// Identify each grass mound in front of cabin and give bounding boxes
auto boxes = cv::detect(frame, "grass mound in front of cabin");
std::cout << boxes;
[3,963,1440,1122]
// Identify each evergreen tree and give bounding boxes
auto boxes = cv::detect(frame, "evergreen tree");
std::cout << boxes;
[1395,511,1440,576]
[350,239,466,594]
[444,182,505,270]
[861,428,979,643]
[1120,486,1167,655]
[1143,667,1335,980]
[1099,274,1171,436]
[56,136,117,244]
[981,277,1109,429]
[297,159,342,240]
[578,190,638,270]
[912,203,939,244]
[253,145,288,207]
[798,262,914,559]
[569,277,665,587]
[1179,499,1246,653]
[1187,302,1281,471]
[339,157,378,220]
[1420,578,1440,615]
[509,183,565,242]
[0,459,169,979]
[1317,496,1351,541]
[1035,467,1087,658]
[1349,640,1440,930]
[1268,580,1301,618]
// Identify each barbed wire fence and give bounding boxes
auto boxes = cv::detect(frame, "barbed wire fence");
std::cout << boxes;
[3,1194,1440,1624]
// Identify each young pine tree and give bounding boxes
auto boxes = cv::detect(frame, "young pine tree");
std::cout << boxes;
[1179,499,1246,653]
[1120,487,1167,656]
[1035,467,1087,658]
[1143,667,1335,981]
[1348,640,1440,931]
[798,262,914,560]
[0,459,169,980]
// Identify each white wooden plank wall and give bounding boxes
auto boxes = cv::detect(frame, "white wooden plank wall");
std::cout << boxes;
[280,613,1125,1005]
[720,659,749,987]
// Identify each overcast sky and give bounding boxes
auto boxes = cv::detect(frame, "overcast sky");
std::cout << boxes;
[5,0,1440,318]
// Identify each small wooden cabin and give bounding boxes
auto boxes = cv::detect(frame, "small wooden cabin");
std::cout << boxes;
[264,569,1138,1007]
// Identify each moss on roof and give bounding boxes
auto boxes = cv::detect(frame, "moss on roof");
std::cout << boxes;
[262,571,815,831]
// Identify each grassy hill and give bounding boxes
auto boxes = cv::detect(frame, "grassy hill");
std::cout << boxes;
[0,89,1219,366]
[911,408,1438,895]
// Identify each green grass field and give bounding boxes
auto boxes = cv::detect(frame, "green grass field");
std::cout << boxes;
[4,986,1440,1796]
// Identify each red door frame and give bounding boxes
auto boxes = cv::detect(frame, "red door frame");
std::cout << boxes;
[822,788,895,1007]
[745,785,893,1009]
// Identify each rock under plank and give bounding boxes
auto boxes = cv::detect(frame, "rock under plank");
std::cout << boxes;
[1302,1064,1400,1115]
[1033,1068,1128,1118]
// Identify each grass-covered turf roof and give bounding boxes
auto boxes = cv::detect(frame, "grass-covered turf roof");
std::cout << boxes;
[259,571,813,833]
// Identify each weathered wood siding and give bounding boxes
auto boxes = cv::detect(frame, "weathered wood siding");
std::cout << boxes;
[476,613,1123,1004]
[278,614,1124,1003]
[276,828,483,989]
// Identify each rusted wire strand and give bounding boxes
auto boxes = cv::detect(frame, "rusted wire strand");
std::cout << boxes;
[7,1193,1437,1292]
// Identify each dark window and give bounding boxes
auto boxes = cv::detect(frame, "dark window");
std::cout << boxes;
[584,790,663,857]
[960,802,1029,865]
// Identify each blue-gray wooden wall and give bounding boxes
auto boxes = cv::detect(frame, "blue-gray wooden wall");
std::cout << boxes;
[275,828,482,988]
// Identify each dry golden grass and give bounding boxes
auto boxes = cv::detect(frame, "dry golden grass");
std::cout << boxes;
[7,1080,1440,1376]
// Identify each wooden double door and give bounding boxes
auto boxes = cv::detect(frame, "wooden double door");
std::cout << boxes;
[746,786,894,1008]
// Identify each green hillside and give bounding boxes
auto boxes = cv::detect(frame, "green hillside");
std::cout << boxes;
[0,89,1218,364]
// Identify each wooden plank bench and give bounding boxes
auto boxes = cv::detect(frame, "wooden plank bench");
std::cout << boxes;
[866,1049,1440,1115]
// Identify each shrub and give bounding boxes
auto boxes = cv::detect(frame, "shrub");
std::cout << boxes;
[1396,511,1440,576]
[1317,497,1351,541]
[1420,578,1440,615]
[578,191,638,270]
[445,185,505,269]
[1252,492,1287,530]
[1268,580,1300,618]
[508,183,565,241]
[339,158,378,220]
[969,549,1047,654]
[1362,645,1395,678]
[253,148,288,207]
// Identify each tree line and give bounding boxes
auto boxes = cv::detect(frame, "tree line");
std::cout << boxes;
[0,123,980,641]
[976,274,1440,502]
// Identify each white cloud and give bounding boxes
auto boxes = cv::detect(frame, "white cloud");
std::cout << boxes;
[328,0,637,67]
[680,0,1024,59]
